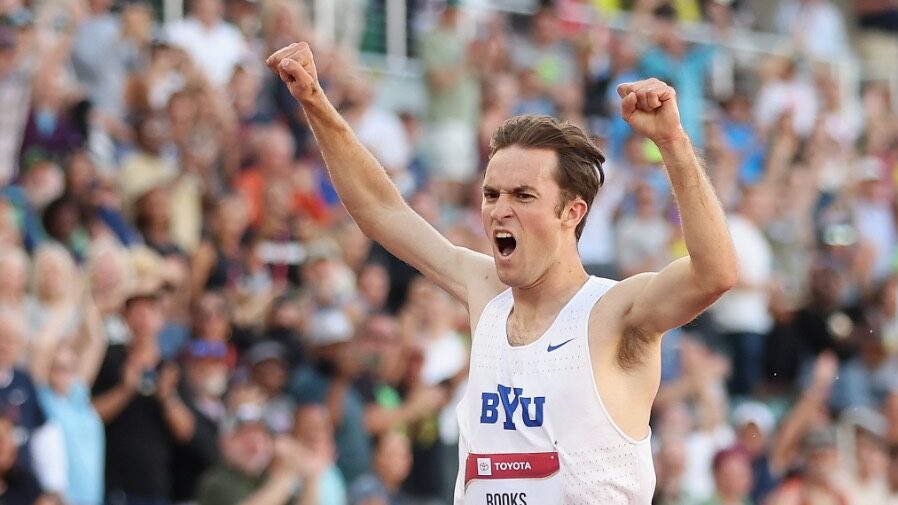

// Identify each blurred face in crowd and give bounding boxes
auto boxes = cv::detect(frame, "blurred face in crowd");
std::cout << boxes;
[33,245,75,303]
[193,0,224,25]
[257,128,295,177]
[88,245,129,313]
[530,8,559,45]
[23,161,65,210]
[224,421,274,476]
[373,432,412,489]
[185,343,229,398]
[137,115,171,156]
[0,249,28,301]
[136,187,172,233]
[252,357,287,397]
[358,315,402,380]
[125,297,165,342]
[294,404,335,458]
[357,263,389,311]
[736,422,767,458]
[656,438,687,484]
[714,451,753,500]
[482,146,582,288]
[212,196,249,243]
[0,312,23,370]
[64,151,95,199]
[804,445,838,484]
[43,197,81,245]
[655,18,685,57]
[48,344,78,394]
[194,292,231,342]
[635,183,657,219]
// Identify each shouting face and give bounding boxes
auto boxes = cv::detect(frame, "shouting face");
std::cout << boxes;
[481,146,585,288]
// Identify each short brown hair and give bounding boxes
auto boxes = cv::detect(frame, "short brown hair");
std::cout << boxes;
[489,115,605,240]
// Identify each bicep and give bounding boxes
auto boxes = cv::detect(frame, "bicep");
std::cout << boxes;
[367,205,502,306]
[621,257,727,336]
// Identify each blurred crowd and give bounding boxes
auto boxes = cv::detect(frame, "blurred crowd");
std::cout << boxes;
[0,0,897,504]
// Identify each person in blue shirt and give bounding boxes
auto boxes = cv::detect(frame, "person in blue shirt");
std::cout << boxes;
[30,287,107,505]
[639,6,714,148]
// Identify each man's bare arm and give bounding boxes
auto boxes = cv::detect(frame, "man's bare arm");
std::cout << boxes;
[266,43,501,308]
[615,80,738,337]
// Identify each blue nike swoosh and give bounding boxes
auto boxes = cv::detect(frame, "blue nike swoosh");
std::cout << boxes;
[547,338,576,352]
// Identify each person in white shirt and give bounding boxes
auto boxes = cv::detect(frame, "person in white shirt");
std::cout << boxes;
[166,0,249,87]
[711,186,774,396]
[266,42,737,503]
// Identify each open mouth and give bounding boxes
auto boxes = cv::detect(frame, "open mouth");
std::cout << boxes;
[495,232,517,258]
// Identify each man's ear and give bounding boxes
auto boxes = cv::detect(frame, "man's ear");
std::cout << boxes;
[563,197,588,231]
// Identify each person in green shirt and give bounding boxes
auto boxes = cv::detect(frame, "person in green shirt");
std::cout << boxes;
[197,401,326,505]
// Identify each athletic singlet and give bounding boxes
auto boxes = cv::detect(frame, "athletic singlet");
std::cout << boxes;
[454,276,656,504]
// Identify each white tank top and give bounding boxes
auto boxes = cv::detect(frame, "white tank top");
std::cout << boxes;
[454,276,656,504]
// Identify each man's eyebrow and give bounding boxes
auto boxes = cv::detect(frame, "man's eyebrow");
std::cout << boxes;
[511,185,539,194]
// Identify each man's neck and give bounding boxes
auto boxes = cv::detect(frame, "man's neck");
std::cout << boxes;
[509,258,589,334]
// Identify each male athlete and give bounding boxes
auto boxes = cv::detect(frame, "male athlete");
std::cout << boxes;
[267,41,737,503]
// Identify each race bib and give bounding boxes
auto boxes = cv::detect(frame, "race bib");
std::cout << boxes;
[464,452,561,505]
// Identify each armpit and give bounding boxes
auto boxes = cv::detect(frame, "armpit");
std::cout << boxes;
[617,325,656,369]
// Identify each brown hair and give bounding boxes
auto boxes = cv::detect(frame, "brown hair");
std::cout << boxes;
[489,115,605,240]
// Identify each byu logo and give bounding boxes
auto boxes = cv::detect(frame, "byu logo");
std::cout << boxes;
[480,384,545,430]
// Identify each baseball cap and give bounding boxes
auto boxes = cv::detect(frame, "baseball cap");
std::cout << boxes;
[221,402,267,433]
[182,340,228,361]
[244,341,287,367]
[732,401,776,437]
[308,309,354,347]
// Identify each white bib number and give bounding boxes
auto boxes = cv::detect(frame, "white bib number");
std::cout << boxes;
[463,452,561,505]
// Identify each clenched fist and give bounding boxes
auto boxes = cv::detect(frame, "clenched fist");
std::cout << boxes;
[266,42,321,104]
[617,78,686,145]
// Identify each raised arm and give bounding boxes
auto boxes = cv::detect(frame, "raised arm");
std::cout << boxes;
[614,79,738,338]
[265,43,502,310]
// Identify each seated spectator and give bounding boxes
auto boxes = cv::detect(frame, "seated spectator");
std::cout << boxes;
[348,431,413,505]
[196,402,326,505]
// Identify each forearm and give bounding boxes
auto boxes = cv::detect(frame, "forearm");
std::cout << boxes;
[92,385,136,423]
[659,136,737,290]
[159,395,195,442]
[300,96,406,226]
[295,476,320,505]
[238,473,297,505]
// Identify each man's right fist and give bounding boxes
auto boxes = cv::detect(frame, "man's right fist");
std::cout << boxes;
[266,42,320,104]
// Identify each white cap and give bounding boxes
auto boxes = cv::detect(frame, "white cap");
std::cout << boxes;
[309,309,354,346]
[732,401,776,437]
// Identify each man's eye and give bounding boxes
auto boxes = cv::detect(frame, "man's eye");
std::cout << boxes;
[483,192,498,200]
[518,194,534,201]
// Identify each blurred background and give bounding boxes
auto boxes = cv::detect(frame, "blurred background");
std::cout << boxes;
[0,0,897,504]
